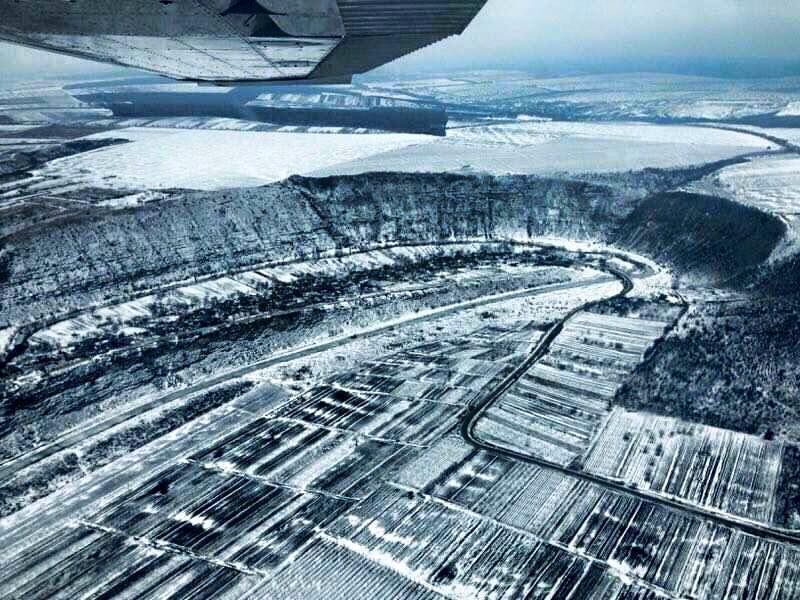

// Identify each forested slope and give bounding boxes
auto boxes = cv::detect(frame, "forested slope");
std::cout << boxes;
[612,191,786,282]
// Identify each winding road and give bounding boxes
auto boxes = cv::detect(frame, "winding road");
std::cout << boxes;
[5,255,797,550]
[460,267,800,546]
[0,274,615,482]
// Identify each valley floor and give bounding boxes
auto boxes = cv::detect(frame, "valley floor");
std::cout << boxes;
[2,248,799,600]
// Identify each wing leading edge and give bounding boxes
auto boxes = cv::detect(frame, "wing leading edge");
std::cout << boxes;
[0,0,489,83]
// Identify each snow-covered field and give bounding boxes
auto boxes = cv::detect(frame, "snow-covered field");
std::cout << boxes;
[455,121,771,146]
[666,100,781,120]
[86,116,374,135]
[777,102,800,116]
[35,128,428,190]
[372,72,800,124]
[686,153,800,256]
[24,121,773,192]
[313,121,772,178]
[254,275,616,393]
[585,408,783,525]
[719,125,800,148]
[716,155,800,216]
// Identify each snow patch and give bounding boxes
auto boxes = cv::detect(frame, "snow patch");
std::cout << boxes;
[37,128,427,191]
[777,101,800,116]
[172,510,216,531]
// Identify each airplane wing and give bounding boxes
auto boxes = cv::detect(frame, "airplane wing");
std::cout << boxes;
[0,0,489,83]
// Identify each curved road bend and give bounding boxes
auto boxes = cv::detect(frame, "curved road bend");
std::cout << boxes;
[461,268,800,546]
[0,274,617,481]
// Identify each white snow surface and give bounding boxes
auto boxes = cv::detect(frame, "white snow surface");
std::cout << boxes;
[0,327,15,356]
[716,155,800,215]
[36,128,427,191]
[31,276,259,349]
[25,121,774,192]
[666,101,779,120]
[777,102,800,116]
[313,121,772,178]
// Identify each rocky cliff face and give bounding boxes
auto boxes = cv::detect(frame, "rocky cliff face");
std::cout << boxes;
[1,172,629,325]
[2,186,331,323]
[0,167,786,327]
[292,173,621,245]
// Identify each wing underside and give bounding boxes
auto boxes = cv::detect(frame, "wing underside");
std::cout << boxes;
[0,0,488,83]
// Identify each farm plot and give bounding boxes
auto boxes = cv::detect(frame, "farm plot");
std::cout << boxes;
[684,531,800,600]
[474,311,670,465]
[391,435,800,599]
[324,483,642,599]
[277,384,464,446]
[0,454,364,597]
[0,523,257,600]
[86,461,355,574]
[188,417,414,500]
[584,409,784,525]
[255,536,442,599]
[6,304,799,599]
[327,323,541,408]
[394,436,600,541]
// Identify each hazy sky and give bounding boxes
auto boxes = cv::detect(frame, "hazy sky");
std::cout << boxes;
[442,0,800,61]
[385,0,800,77]
[1,0,799,81]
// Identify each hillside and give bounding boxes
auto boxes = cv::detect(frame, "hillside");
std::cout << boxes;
[0,161,794,533]
[0,173,624,325]
[612,191,786,283]
[760,253,800,296]
[617,295,800,439]
[4,167,784,328]
[617,249,800,442]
